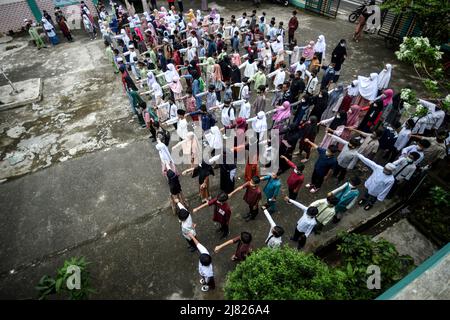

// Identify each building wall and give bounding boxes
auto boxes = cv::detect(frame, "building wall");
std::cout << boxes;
[0,0,98,34]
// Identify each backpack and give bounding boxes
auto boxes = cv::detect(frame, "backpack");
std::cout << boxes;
[159,128,171,146]
[228,106,236,118]
[198,77,206,92]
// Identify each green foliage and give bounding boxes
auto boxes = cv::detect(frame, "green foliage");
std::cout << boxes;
[430,186,449,206]
[337,233,415,300]
[224,247,349,300]
[381,0,450,45]
[396,36,448,109]
[35,257,95,300]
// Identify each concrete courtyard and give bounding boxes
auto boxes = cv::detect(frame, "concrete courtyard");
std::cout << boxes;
[0,1,431,299]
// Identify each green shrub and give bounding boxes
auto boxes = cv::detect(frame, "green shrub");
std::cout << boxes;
[337,233,415,299]
[224,247,349,300]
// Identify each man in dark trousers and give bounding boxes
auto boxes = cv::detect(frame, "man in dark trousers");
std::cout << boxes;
[288,10,299,45]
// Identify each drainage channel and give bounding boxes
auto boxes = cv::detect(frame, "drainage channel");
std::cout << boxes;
[314,174,429,264]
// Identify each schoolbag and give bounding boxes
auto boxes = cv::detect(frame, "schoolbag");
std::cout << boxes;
[198,77,206,92]
[228,106,236,118]
[159,128,171,146]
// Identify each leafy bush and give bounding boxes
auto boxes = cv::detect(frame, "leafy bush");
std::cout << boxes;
[224,247,349,300]
[36,257,95,300]
[409,185,450,244]
[337,233,415,300]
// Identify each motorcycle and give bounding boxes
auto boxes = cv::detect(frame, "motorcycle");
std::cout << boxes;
[272,0,289,7]
[348,0,376,23]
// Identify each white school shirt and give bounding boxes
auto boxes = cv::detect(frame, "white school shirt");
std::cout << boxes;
[400,145,424,165]
[295,62,307,79]
[197,243,214,278]
[239,101,251,119]
[244,61,258,79]
[394,127,411,151]
[178,203,196,240]
[187,47,197,62]
[273,69,286,87]
[392,158,416,182]
[177,118,188,140]
[221,106,235,126]
[289,200,317,237]
[358,154,395,201]
[168,103,178,121]
[263,209,282,248]
[432,110,445,130]
[239,84,250,100]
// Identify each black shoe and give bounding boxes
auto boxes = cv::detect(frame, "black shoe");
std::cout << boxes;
[220,231,230,239]
[290,237,297,242]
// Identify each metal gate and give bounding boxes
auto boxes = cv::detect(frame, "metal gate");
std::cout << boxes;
[378,10,421,43]
[304,0,341,19]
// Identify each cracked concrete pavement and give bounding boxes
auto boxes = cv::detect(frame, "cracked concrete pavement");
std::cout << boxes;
[0,1,429,299]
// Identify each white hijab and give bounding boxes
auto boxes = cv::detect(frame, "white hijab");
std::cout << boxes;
[41,18,53,31]
[152,82,163,97]
[377,64,392,90]
[347,80,359,97]
[164,63,178,83]
[120,29,131,46]
[358,73,379,101]
[206,126,223,149]
[156,142,174,164]
[147,71,156,88]
[252,111,268,133]
[314,35,326,54]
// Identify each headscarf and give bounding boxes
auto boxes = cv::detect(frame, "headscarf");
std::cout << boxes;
[187,9,195,22]
[358,73,379,101]
[152,82,163,97]
[41,18,53,31]
[252,111,268,133]
[236,117,247,130]
[347,80,359,97]
[346,105,362,127]
[210,8,217,20]
[213,64,223,82]
[329,111,348,130]
[273,101,291,122]
[302,41,315,60]
[377,64,392,90]
[206,126,223,149]
[184,132,200,161]
[164,63,178,83]
[314,35,326,54]
[328,85,344,108]
[156,142,174,164]
[169,75,183,94]
[231,53,241,66]
[120,28,131,46]
[147,71,156,88]
[382,89,393,107]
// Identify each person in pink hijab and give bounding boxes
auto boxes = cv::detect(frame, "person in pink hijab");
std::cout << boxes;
[379,89,395,125]
[169,75,183,104]
[301,40,315,69]
[340,104,367,143]
[212,64,224,101]
[272,101,291,129]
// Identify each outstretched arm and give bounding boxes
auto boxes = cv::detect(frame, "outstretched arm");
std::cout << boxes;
[327,133,349,146]
[304,138,318,149]
[182,167,195,176]
[357,153,381,171]
[192,201,210,213]
[214,239,235,253]
[348,127,371,137]
[284,196,308,211]
[228,182,249,198]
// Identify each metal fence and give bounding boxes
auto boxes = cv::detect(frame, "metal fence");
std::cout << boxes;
[378,10,421,43]
[304,0,341,19]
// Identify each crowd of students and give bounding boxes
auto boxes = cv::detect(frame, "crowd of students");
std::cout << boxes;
[30,2,448,293]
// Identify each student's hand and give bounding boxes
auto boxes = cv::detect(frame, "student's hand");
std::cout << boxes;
[214,246,221,253]
[304,138,310,143]
[174,198,180,204]
[327,192,333,197]
[261,205,266,210]
[284,196,290,203]
[192,208,198,213]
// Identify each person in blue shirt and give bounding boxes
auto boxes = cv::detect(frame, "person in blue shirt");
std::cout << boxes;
[303,138,338,193]
[231,31,240,52]
[205,34,217,57]
[320,63,336,90]
[260,173,281,214]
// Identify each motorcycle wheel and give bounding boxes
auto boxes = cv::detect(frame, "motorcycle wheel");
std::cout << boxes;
[348,12,359,23]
